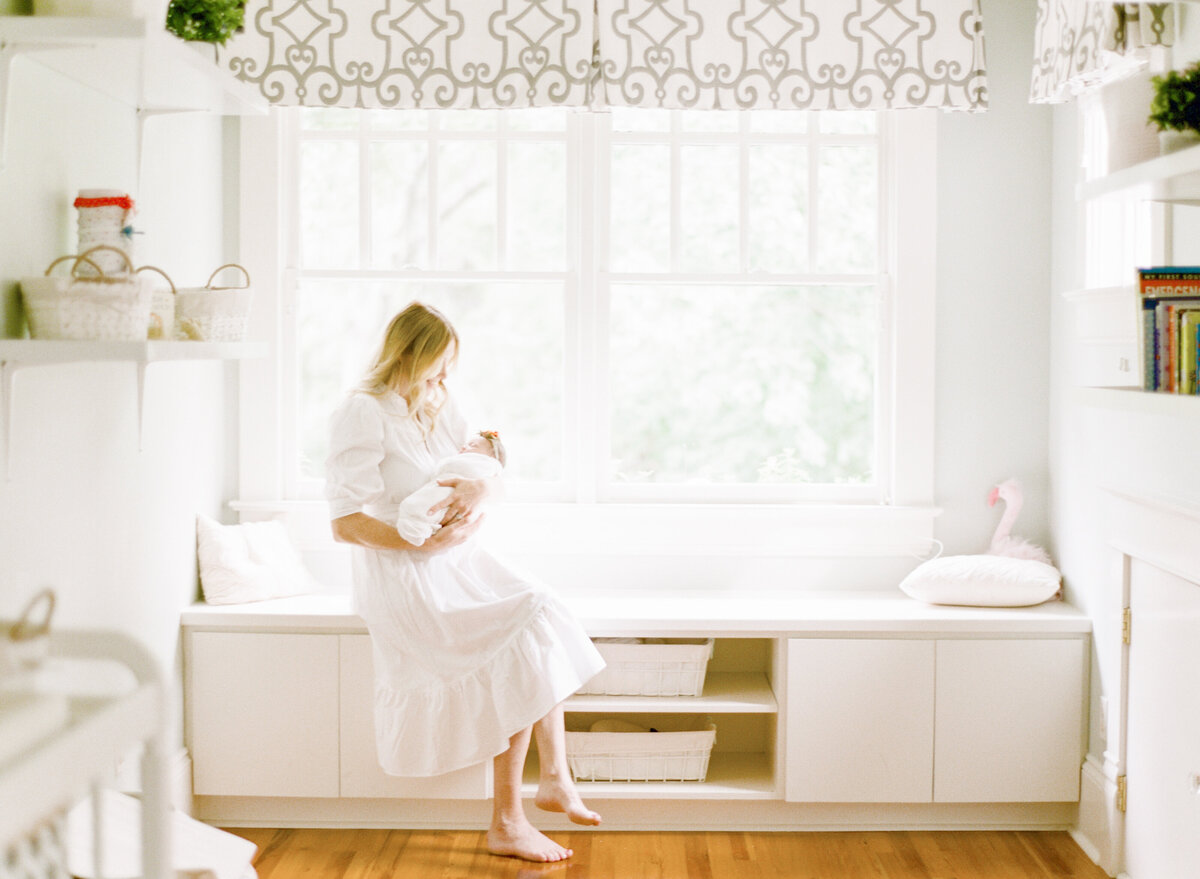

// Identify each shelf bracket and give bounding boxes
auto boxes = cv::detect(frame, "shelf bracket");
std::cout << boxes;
[135,108,205,192]
[0,41,78,172]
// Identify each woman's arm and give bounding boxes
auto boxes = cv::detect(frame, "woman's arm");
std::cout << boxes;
[331,511,482,552]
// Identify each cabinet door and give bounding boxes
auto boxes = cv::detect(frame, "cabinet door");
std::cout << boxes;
[339,635,488,799]
[786,639,935,803]
[188,632,339,797]
[934,639,1085,802]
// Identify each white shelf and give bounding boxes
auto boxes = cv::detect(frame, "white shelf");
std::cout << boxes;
[0,338,267,363]
[523,752,777,800]
[1078,142,1200,203]
[565,672,777,714]
[0,339,267,476]
[0,15,266,115]
[1073,385,1200,411]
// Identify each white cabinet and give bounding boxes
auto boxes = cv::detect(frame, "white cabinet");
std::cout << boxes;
[187,632,339,798]
[934,639,1085,802]
[785,639,934,803]
[338,635,488,799]
[785,637,1086,804]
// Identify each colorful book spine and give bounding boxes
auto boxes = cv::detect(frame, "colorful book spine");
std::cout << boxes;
[1136,267,1200,392]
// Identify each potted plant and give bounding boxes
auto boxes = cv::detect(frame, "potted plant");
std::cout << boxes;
[165,0,245,46]
[1148,63,1200,153]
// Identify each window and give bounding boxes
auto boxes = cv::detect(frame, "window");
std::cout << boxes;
[257,104,920,508]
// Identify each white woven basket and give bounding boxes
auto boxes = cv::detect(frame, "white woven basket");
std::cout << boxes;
[0,589,55,680]
[566,718,717,782]
[176,263,252,342]
[579,638,714,697]
[20,247,151,341]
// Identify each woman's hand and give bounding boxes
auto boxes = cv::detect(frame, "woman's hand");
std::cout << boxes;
[428,476,491,525]
[420,512,485,553]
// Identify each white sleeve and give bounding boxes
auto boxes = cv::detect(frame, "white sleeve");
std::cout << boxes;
[325,394,388,520]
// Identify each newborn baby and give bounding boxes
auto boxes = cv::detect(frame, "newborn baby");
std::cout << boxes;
[395,430,505,546]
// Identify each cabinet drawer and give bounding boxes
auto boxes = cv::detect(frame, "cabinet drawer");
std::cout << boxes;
[786,639,935,803]
[934,639,1085,802]
[188,632,339,798]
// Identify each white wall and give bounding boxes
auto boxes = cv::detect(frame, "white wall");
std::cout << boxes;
[934,0,1053,556]
[0,55,235,697]
[1048,6,1200,875]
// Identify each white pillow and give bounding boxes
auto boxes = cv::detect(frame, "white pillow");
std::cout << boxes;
[196,514,319,605]
[899,554,1062,607]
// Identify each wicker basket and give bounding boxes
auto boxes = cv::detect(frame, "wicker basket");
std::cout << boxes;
[20,247,151,341]
[0,589,54,679]
[175,263,252,342]
[137,265,176,340]
[579,638,715,696]
[566,717,717,782]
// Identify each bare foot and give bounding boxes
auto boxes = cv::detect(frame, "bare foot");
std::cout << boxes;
[487,818,573,863]
[534,779,602,826]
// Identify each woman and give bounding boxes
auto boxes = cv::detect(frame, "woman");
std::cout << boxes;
[325,302,605,863]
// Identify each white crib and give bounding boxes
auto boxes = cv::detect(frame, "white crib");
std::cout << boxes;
[0,630,171,879]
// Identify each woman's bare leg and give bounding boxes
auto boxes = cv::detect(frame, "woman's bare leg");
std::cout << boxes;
[533,703,601,826]
[487,725,573,862]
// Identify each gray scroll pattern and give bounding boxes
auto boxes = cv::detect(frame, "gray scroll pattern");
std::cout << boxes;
[1030,1,1174,104]
[223,0,988,111]
[596,0,988,111]
[223,0,595,108]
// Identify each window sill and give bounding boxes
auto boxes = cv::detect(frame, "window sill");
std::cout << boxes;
[233,499,941,559]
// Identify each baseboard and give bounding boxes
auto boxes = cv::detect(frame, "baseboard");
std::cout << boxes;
[1073,754,1122,877]
[194,795,1079,832]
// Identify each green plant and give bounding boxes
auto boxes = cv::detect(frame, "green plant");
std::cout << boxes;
[1149,63,1200,132]
[165,0,245,46]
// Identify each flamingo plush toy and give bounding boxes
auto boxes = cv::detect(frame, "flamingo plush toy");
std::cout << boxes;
[986,478,1053,566]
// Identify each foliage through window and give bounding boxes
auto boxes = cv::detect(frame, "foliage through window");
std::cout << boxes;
[287,107,887,502]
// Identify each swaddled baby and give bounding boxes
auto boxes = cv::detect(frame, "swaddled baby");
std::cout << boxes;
[395,430,506,546]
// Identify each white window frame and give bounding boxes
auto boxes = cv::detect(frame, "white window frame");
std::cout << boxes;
[235,108,937,556]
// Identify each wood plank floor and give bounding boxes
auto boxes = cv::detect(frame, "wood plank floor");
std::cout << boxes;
[225,828,1109,879]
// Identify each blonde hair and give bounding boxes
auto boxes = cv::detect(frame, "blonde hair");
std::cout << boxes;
[360,302,458,433]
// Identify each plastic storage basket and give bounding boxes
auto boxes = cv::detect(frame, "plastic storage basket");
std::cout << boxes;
[565,717,717,782]
[176,264,252,342]
[20,247,151,341]
[579,638,714,697]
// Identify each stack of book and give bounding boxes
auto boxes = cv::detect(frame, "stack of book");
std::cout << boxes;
[1138,267,1200,393]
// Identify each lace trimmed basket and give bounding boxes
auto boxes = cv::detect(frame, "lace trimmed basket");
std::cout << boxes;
[565,717,717,782]
[579,638,715,697]
[20,247,153,341]
[176,264,252,342]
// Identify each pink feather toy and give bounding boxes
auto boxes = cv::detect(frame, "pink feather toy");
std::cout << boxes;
[986,477,1053,566]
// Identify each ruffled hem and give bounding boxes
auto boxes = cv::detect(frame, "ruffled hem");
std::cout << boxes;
[372,596,605,777]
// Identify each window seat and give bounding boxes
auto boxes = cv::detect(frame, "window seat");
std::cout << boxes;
[180,588,1090,636]
[181,590,1091,831]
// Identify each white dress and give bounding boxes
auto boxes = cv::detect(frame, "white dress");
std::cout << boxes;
[325,390,604,777]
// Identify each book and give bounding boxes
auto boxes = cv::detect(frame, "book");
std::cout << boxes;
[1139,268,1200,299]
[1181,309,1200,394]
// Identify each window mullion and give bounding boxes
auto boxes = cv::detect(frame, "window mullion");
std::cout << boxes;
[359,114,372,269]
[427,120,439,269]
[670,111,681,272]
[739,113,750,274]
[497,115,509,270]
[580,113,607,504]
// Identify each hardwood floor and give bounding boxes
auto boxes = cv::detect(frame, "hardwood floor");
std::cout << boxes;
[226,828,1109,879]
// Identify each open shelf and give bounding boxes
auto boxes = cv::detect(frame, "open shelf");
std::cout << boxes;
[1073,385,1200,411]
[0,339,266,364]
[522,751,778,801]
[565,672,777,714]
[0,15,265,115]
[1078,142,1200,203]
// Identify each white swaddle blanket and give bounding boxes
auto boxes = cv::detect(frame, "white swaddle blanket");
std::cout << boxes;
[394,450,501,545]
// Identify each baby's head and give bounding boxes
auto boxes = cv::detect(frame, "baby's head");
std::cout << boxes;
[463,430,506,467]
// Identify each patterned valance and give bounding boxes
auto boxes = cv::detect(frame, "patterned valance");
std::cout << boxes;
[596,0,987,111]
[222,0,989,112]
[224,0,595,108]
[1030,2,1174,104]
